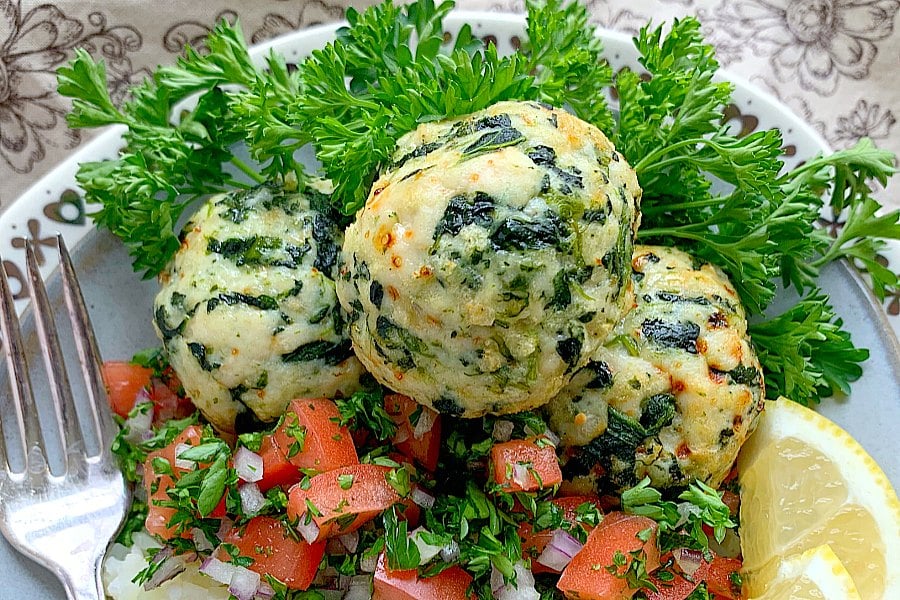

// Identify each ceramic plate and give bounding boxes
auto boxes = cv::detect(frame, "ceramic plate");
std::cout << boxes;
[0,12,898,598]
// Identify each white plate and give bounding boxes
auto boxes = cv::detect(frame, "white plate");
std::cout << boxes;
[0,12,898,598]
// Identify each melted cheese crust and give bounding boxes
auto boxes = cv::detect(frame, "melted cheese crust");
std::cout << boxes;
[337,101,642,417]
[154,184,364,433]
[547,245,765,490]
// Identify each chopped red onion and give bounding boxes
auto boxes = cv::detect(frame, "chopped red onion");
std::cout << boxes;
[174,443,194,470]
[359,552,378,573]
[490,564,505,596]
[239,482,266,516]
[228,565,261,600]
[673,547,705,578]
[511,463,530,488]
[536,529,583,572]
[234,446,264,483]
[411,486,435,509]
[296,515,321,544]
[412,407,437,439]
[143,553,189,590]
[216,516,234,541]
[492,420,514,442]
[123,402,154,444]
[255,581,275,599]
[338,530,359,553]
[192,527,215,552]
[540,428,560,447]
[199,556,237,585]
[344,575,371,600]
[440,539,460,562]
[497,563,539,600]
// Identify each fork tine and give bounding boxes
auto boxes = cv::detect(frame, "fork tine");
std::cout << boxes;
[0,256,38,475]
[56,234,113,456]
[24,239,79,474]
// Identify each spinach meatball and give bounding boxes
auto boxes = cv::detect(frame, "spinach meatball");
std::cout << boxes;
[547,245,765,490]
[337,101,642,417]
[154,183,364,433]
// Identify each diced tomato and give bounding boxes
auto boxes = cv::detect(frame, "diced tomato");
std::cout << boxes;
[272,398,358,473]
[373,552,474,600]
[102,361,153,417]
[287,464,400,541]
[143,425,204,540]
[256,433,301,492]
[521,495,603,574]
[384,394,442,471]
[490,437,562,493]
[217,516,326,590]
[557,512,661,600]
[645,554,710,600]
[705,556,743,599]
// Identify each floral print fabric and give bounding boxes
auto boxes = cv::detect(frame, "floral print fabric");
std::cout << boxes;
[0,0,896,209]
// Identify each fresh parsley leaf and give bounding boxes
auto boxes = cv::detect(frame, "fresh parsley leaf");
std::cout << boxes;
[383,506,420,570]
[335,387,397,441]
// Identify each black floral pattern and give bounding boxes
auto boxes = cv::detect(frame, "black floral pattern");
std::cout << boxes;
[833,99,896,144]
[703,0,900,95]
[251,1,351,44]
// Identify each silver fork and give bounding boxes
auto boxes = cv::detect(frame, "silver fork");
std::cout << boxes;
[0,234,129,600]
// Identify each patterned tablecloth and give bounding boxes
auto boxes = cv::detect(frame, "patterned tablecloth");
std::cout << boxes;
[0,0,897,308]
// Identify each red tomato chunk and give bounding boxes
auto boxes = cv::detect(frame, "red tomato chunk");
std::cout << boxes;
[557,512,661,600]
[384,394,442,471]
[273,398,358,474]
[287,464,400,541]
[217,516,325,591]
[490,437,563,492]
[373,552,474,600]
[102,361,152,417]
[143,425,203,541]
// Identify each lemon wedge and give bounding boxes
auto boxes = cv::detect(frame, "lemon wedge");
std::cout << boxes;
[738,398,900,599]
[747,544,861,599]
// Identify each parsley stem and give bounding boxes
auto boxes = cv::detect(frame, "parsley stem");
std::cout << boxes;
[632,138,705,174]
[229,156,266,184]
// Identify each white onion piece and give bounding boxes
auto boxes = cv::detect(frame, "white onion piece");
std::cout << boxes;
[123,402,154,444]
[440,539,460,562]
[359,553,378,573]
[497,563,539,600]
[536,529,583,572]
[174,443,194,470]
[216,517,234,541]
[296,515,320,544]
[490,564,505,596]
[410,528,443,564]
[344,575,371,600]
[338,530,360,553]
[412,407,437,439]
[393,426,410,444]
[675,502,701,528]
[709,527,742,558]
[540,428,560,447]
[228,565,261,600]
[673,547,705,578]
[239,482,266,516]
[199,556,238,585]
[492,420,514,442]
[192,527,215,552]
[143,547,183,590]
[511,463,530,488]
[255,581,276,599]
[411,486,435,509]
[234,446,264,483]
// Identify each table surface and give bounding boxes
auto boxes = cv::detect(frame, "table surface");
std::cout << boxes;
[0,0,897,314]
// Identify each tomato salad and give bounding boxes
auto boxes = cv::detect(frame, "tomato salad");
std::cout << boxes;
[105,354,744,600]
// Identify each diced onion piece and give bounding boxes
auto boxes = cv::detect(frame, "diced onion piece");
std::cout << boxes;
[296,514,320,544]
[440,539,460,562]
[199,556,237,585]
[359,552,378,573]
[228,565,261,600]
[338,530,360,553]
[490,564,505,596]
[234,446,264,483]
[143,548,186,591]
[192,527,214,552]
[255,581,276,599]
[511,463,530,488]
[216,517,234,541]
[411,486,435,509]
[709,527,741,559]
[412,407,438,439]
[238,482,266,516]
[393,426,410,444]
[492,420,514,442]
[174,443,194,470]
[536,529,584,571]
[123,401,154,444]
[675,501,701,528]
[497,562,539,600]
[540,428,560,447]
[410,528,443,564]
[673,547,705,578]
[344,575,372,600]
